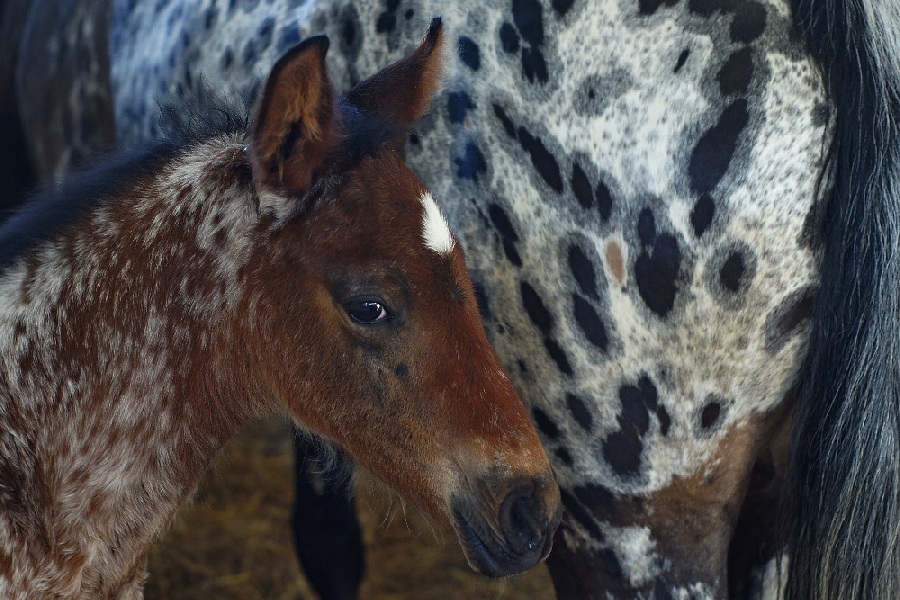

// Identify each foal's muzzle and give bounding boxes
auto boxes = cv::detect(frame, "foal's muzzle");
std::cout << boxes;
[451,473,561,577]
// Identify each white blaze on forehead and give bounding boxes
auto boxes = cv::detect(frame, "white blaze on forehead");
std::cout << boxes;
[420,191,455,255]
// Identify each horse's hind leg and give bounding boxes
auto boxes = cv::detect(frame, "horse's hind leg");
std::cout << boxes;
[291,435,365,600]
[728,409,792,599]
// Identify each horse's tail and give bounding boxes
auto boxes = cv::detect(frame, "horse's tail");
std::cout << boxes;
[0,0,37,211]
[788,1,900,598]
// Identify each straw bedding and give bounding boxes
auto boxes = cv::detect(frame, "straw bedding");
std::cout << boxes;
[144,416,556,599]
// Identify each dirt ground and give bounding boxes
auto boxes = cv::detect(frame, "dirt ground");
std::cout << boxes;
[144,416,557,600]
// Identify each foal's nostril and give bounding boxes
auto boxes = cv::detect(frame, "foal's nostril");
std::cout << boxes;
[500,485,546,556]
[453,474,559,575]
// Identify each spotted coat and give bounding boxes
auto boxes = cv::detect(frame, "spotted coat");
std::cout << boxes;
[1,26,565,595]
[15,0,840,597]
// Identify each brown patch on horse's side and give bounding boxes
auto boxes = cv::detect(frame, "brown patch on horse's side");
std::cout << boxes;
[638,408,791,592]
[250,36,334,195]
[579,407,790,594]
[346,17,445,125]
[727,398,794,595]
[605,240,626,285]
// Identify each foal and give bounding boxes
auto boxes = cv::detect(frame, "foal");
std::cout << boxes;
[0,20,560,598]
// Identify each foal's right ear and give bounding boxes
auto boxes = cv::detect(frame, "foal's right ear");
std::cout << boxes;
[250,36,334,196]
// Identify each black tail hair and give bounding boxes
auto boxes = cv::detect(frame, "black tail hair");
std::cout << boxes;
[789,0,900,598]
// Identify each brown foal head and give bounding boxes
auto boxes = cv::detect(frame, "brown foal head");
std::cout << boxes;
[241,20,560,576]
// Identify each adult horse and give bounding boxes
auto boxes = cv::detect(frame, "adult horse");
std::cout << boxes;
[0,21,561,597]
[8,0,900,597]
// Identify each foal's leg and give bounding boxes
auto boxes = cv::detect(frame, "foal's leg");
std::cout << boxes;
[291,434,365,600]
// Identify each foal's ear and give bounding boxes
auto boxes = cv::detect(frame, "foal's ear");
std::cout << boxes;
[250,36,333,195]
[346,17,446,125]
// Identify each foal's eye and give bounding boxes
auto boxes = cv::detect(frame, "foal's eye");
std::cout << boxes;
[345,300,390,324]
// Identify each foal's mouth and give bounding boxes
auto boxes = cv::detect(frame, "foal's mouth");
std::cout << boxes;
[450,478,559,577]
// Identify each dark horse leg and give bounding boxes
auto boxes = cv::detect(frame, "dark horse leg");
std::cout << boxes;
[291,434,365,600]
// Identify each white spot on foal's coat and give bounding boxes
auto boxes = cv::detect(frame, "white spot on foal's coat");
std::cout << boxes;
[420,191,454,255]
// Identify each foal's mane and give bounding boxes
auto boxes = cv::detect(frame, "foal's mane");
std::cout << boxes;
[0,147,176,272]
[0,77,412,273]
[0,87,249,273]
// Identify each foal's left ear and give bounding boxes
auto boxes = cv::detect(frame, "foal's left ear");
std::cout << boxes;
[250,35,334,195]
[345,17,446,125]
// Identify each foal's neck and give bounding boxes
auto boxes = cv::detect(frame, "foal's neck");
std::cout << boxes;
[0,137,273,596]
